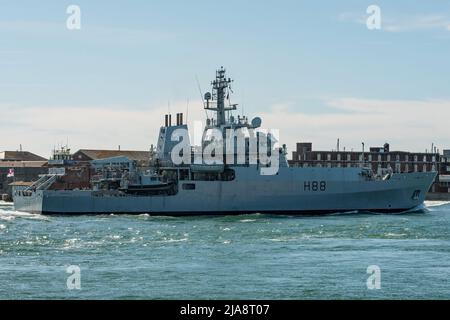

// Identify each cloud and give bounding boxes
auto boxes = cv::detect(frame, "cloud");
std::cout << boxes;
[0,101,204,157]
[1,98,449,158]
[338,12,366,25]
[339,12,450,33]
[259,98,450,153]
[384,15,450,33]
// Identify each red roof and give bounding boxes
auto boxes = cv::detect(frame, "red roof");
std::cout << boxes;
[0,151,46,161]
[74,149,150,161]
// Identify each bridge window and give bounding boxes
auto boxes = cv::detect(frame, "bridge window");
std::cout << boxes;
[192,169,235,182]
[182,183,196,190]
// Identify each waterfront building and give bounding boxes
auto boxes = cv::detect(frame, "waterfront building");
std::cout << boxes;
[0,151,48,199]
[289,142,448,195]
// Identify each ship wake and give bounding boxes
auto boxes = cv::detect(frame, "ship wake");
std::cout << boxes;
[0,202,48,221]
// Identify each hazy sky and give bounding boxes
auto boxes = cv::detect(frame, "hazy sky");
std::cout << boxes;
[1,0,450,157]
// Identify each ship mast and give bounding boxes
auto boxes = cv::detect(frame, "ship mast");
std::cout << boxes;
[204,67,237,127]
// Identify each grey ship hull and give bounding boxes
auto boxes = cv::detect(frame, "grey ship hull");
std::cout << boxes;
[13,167,437,215]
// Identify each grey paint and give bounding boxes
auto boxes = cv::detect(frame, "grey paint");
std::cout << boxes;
[13,166,436,215]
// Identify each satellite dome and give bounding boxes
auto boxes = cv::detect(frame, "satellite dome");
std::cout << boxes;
[251,117,262,128]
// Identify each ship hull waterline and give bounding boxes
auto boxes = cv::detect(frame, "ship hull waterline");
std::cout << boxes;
[13,168,437,216]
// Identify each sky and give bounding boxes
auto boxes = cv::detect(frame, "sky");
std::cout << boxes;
[1,0,450,158]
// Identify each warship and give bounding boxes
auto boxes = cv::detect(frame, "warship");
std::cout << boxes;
[13,68,436,215]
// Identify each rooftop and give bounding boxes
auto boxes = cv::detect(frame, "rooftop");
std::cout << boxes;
[73,149,150,162]
[0,161,48,168]
[8,181,34,187]
[0,151,46,162]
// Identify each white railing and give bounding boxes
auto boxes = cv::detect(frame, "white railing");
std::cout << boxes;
[25,174,57,191]
[36,175,57,190]
[25,175,50,191]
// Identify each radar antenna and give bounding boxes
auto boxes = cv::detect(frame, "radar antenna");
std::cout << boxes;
[204,67,238,127]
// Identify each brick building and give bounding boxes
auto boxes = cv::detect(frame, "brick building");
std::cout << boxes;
[0,151,48,200]
[437,150,450,194]
[289,142,449,194]
[43,148,152,192]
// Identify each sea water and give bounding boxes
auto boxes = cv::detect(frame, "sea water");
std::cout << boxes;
[0,200,449,299]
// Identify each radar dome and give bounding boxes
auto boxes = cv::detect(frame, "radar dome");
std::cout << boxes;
[251,117,262,128]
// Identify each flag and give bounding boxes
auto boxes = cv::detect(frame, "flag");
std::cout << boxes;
[7,168,14,178]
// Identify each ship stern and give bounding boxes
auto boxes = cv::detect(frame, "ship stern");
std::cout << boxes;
[13,191,44,214]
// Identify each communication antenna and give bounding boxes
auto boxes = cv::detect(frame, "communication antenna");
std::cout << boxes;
[186,98,189,124]
[196,75,209,119]
[362,142,365,167]
[240,88,245,118]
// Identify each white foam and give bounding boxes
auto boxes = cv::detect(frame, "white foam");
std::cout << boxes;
[158,238,188,243]
[384,232,407,238]
[425,201,450,208]
[61,238,83,250]
[0,201,13,208]
[139,214,150,217]
[0,206,49,221]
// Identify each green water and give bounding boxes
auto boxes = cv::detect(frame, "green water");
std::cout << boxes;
[0,201,449,299]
